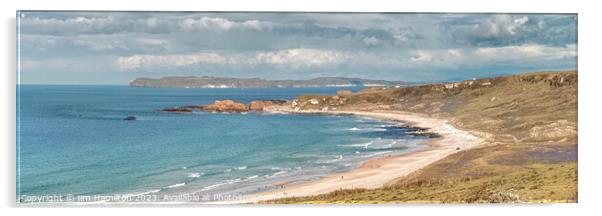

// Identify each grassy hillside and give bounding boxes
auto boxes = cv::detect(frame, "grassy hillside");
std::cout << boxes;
[271,70,578,203]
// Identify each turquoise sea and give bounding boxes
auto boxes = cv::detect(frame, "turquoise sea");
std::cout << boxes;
[17,85,432,202]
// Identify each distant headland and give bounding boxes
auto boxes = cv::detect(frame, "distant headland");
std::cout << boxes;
[129,76,409,88]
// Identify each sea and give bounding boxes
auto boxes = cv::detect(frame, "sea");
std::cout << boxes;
[16,85,432,203]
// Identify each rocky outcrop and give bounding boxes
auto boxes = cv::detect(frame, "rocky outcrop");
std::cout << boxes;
[202,100,248,112]
[160,99,288,113]
[248,100,287,111]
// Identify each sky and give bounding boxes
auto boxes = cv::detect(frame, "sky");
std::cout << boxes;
[17,12,577,85]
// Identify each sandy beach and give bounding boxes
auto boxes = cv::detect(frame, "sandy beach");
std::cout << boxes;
[216,110,485,204]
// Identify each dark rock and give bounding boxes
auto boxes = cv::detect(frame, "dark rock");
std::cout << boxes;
[158,108,193,113]
[179,105,205,110]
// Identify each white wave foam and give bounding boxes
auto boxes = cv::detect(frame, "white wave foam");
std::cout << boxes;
[237,166,247,170]
[199,178,243,192]
[163,182,186,189]
[272,170,288,177]
[187,172,201,178]
[339,141,373,149]
[270,167,292,171]
[264,170,289,178]
[347,127,361,131]
[319,155,343,164]
[246,175,259,180]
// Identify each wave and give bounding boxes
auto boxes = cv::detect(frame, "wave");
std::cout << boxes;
[347,127,361,131]
[269,167,292,171]
[199,178,244,192]
[237,166,247,170]
[318,155,344,164]
[187,172,202,178]
[264,170,289,178]
[163,182,186,189]
[287,153,330,159]
[338,141,373,149]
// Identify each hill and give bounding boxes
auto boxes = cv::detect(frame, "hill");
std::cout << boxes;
[267,70,578,203]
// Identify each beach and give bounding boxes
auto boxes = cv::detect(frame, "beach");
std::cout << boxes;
[217,110,486,203]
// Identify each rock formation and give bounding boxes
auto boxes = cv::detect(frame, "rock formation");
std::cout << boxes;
[159,99,288,113]
[201,100,248,112]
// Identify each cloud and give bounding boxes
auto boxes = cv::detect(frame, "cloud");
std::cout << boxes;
[362,36,381,46]
[114,43,576,72]
[253,48,349,68]
[178,17,274,32]
[19,12,578,84]
[410,51,433,63]
[114,48,350,70]
[19,15,172,35]
[443,14,577,47]
[115,53,227,70]
[475,43,576,61]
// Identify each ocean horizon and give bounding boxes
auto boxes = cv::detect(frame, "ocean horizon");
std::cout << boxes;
[16,85,432,202]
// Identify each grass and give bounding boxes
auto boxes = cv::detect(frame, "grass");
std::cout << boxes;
[265,162,577,204]
[273,70,578,204]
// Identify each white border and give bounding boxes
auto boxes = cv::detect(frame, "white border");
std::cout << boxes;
[2,0,601,215]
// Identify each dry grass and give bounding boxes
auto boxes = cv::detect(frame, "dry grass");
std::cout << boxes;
[271,71,578,204]
[265,162,577,204]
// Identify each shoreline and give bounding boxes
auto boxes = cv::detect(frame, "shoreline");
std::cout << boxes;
[214,109,486,204]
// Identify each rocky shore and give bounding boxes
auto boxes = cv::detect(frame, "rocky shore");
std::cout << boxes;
[158,99,287,113]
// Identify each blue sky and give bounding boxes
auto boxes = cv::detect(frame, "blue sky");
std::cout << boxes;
[18,12,577,85]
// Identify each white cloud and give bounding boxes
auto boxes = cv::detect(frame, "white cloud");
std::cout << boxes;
[115,48,349,70]
[410,51,433,62]
[114,43,576,71]
[178,17,273,32]
[447,49,461,57]
[253,49,349,68]
[362,36,380,46]
[508,16,529,35]
[20,15,170,35]
[475,43,576,60]
[115,53,227,70]
[71,39,125,51]
[137,38,168,46]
